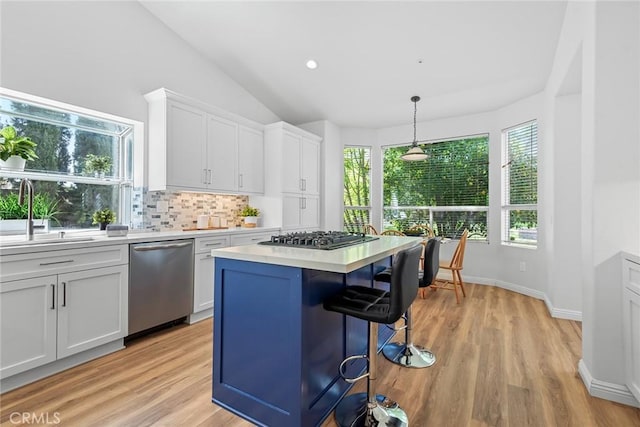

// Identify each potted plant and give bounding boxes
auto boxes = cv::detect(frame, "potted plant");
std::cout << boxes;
[0,126,38,171]
[0,192,59,234]
[84,154,112,178]
[239,205,260,228]
[92,208,116,230]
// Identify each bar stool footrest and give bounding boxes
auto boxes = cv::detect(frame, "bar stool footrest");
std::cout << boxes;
[335,393,408,427]
[339,354,369,383]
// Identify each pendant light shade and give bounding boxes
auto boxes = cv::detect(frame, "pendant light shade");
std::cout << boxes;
[401,95,428,161]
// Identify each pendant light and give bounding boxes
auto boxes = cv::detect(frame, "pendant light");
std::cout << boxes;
[401,95,429,161]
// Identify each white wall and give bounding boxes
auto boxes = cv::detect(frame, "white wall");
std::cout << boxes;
[299,120,343,231]
[543,0,640,406]
[549,93,582,315]
[0,0,280,186]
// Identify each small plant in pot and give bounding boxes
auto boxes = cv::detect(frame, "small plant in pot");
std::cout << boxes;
[0,126,38,171]
[92,208,116,230]
[84,154,112,178]
[240,206,259,228]
[0,192,59,234]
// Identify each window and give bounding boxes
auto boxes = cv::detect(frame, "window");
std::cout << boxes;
[343,146,371,232]
[502,121,538,246]
[0,89,140,231]
[382,135,489,240]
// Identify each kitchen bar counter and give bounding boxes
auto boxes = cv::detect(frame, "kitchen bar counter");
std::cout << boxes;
[211,236,421,427]
[210,235,422,273]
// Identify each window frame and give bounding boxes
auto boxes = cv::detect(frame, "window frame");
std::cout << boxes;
[0,87,144,229]
[381,133,490,241]
[501,119,538,247]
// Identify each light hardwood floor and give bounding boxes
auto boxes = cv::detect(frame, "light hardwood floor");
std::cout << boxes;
[1,283,639,426]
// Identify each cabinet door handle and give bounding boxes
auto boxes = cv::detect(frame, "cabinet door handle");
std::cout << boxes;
[39,259,74,266]
[203,168,207,184]
[208,169,212,184]
[204,242,223,247]
[51,284,56,310]
[239,174,243,188]
[62,282,67,307]
[299,179,304,191]
[303,198,307,209]
[299,197,303,209]
[302,179,306,191]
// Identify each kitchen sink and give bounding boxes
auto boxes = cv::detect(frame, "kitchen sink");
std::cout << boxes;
[0,235,95,247]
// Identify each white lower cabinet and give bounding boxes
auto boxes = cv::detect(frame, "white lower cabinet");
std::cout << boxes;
[193,236,229,315]
[57,266,128,359]
[623,258,640,403]
[191,231,278,322]
[0,264,128,379]
[0,276,57,378]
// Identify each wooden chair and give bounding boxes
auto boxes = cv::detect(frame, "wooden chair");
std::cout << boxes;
[431,229,468,303]
[363,224,379,235]
[381,229,406,236]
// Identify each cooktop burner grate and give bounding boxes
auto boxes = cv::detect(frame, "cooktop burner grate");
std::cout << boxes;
[258,231,379,250]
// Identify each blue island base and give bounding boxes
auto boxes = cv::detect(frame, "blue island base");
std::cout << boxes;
[212,257,392,427]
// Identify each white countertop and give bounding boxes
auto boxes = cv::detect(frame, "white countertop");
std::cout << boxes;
[0,227,280,256]
[211,235,423,273]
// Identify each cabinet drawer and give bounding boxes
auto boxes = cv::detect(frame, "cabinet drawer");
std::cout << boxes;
[230,233,272,247]
[196,236,230,253]
[0,245,128,282]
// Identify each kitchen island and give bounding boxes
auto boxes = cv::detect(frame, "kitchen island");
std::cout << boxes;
[211,235,421,427]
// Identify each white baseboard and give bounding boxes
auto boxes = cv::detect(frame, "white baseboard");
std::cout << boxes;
[187,308,213,324]
[544,294,583,321]
[578,359,640,408]
[465,275,582,321]
[0,340,125,393]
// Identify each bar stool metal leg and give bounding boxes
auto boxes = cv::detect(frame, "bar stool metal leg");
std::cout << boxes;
[382,305,436,368]
[334,322,409,427]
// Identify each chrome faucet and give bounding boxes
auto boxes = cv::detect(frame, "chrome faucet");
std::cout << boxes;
[18,178,35,240]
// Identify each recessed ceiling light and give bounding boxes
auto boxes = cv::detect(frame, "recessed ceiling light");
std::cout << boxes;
[306,59,318,70]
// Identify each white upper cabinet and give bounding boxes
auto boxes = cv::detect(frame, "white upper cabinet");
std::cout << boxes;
[145,88,265,195]
[166,100,208,190]
[238,126,265,194]
[301,137,320,195]
[207,114,238,191]
[258,122,322,231]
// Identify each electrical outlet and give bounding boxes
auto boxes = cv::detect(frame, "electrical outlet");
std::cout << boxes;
[519,261,526,272]
[156,200,169,213]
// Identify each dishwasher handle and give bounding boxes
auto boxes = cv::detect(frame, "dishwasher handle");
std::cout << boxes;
[132,242,192,251]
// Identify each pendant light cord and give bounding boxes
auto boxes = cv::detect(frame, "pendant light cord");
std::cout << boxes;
[413,99,417,145]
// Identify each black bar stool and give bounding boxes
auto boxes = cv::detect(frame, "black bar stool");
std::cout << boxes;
[323,244,422,427]
[375,238,440,368]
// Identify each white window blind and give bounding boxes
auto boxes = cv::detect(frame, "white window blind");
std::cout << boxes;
[502,121,538,245]
[343,146,371,233]
[382,135,489,239]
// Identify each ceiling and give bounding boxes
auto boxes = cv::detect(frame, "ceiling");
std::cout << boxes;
[140,1,567,129]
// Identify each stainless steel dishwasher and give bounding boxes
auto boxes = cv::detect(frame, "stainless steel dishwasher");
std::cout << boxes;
[129,239,194,335]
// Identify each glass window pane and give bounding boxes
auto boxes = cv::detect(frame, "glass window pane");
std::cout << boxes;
[0,178,119,229]
[506,209,537,245]
[344,208,370,233]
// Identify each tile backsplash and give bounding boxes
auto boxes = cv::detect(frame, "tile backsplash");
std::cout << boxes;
[132,189,248,231]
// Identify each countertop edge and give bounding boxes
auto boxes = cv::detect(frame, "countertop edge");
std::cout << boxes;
[211,237,422,274]
[0,227,281,256]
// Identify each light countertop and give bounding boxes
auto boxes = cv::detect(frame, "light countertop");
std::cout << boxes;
[0,227,280,256]
[211,235,423,273]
